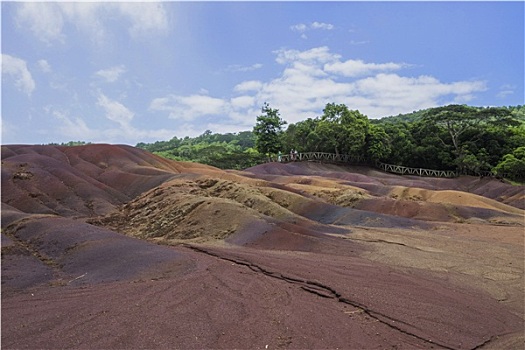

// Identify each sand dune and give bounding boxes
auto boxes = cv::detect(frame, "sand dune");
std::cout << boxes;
[2,144,524,349]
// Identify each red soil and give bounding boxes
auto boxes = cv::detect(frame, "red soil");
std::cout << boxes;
[2,145,524,349]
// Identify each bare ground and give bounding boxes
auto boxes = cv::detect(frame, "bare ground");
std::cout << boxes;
[2,144,524,349]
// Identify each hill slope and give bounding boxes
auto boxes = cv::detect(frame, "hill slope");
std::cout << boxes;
[2,144,523,349]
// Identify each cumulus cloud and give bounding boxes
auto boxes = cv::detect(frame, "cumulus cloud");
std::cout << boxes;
[95,65,126,83]
[150,46,487,130]
[275,46,335,65]
[230,96,255,109]
[149,91,261,134]
[291,21,334,39]
[259,48,486,120]
[2,54,36,95]
[311,22,334,30]
[97,94,134,127]
[324,59,407,78]
[234,80,263,92]
[14,2,169,44]
[150,94,228,121]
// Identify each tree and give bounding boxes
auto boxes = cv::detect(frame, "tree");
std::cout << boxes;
[365,124,391,162]
[318,103,369,156]
[253,103,287,159]
[422,104,514,171]
[494,146,525,180]
[379,122,414,165]
[423,105,479,157]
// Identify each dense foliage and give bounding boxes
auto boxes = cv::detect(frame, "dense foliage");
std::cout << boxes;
[372,105,525,179]
[136,130,266,170]
[253,103,286,159]
[280,103,389,163]
[134,104,524,180]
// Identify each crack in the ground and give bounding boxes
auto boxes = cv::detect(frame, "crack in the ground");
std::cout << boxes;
[469,335,498,350]
[340,235,430,251]
[184,244,458,349]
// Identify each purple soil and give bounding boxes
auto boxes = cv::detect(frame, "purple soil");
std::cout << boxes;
[2,145,523,349]
[246,161,525,209]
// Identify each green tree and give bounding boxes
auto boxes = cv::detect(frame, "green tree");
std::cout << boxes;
[379,122,414,165]
[422,104,514,172]
[318,103,369,156]
[253,103,287,159]
[365,124,391,162]
[494,146,525,180]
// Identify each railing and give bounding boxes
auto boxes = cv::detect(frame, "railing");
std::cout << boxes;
[276,152,459,178]
[275,152,520,179]
[279,152,366,164]
[375,162,458,178]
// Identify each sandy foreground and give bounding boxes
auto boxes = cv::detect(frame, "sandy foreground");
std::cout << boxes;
[2,144,524,349]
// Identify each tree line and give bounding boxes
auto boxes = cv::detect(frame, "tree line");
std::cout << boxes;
[136,130,266,170]
[135,103,524,180]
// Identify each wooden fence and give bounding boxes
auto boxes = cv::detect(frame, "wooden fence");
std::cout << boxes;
[277,152,457,179]
[275,152,518,180]
[279,152,366,164]
[375,162,458,178]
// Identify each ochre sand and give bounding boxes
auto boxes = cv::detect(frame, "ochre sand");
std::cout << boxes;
[2,144,523,349]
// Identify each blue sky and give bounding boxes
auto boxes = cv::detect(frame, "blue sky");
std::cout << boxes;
[2,1,524,145]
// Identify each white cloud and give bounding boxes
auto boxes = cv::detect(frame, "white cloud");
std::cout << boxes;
[15,3,65,44]
[150,47,487,138]
[60,3,108,43]
[234,80,263,92]
[290,21,334,39]
[95,65,126,83]
[230,96,255,109]
[225,63,263,73]
[324,59,407,78]
[275,46,336,66]
[114,2,169,39]
[311,22,334,30]
[38,59,52,73]
[349,40,369,46]
[160,47,487,128]
[52,109,94,140]
[290,23,308,32]
[496,84,515,99]
[97,94,134,126]
[14,2,169,44]
[260,47,486,120]
[291,21,334,33]
[2,54,36,95]
[47,105,175,144]
[150,94,228,121]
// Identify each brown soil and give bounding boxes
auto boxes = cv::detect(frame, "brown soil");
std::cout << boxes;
[2,145,524,349]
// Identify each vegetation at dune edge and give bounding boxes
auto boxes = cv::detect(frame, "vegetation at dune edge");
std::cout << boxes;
[54,104,525,180]
[136,130,267,170]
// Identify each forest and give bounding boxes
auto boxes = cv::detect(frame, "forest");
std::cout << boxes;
[136,103,525,181]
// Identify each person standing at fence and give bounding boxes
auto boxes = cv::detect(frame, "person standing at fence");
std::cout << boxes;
[294,149,298,161]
